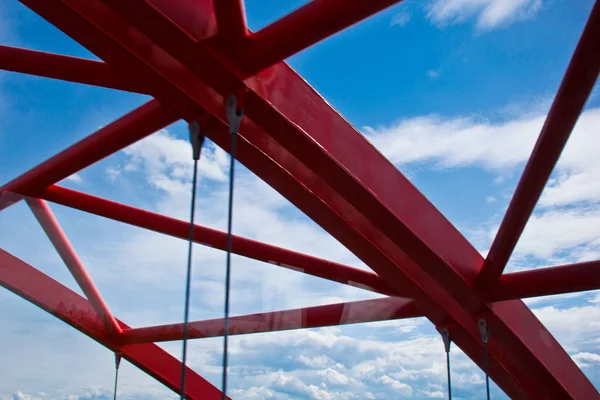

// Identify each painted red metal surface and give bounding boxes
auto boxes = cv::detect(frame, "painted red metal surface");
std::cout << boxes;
[477,1,600,288]
[0,99,176,198]
[241,0,405,73]
[40,185,600,303]
[214,0,247,51]
[31,0,593,397]
[0,45,149,93]
[0,0,598,398]
[490,260,600,301]
[121,297,418,345]
[0,249,226,399]
[41,185,396,296]
[26,198,122,335]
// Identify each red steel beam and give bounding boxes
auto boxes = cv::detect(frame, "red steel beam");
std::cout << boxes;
[214,0,248,51]
[84,4,600,398]
[120,297,418,345]
[26,197,122,335]
[0,45,149,94]
[40,185,600,302]
[0,100,177,199]
[21,1,599,397]
[242,0,405,73]
[490,260,600,302]
[0,249,226,399]
[41,185,395,295]
[476,1,600,288]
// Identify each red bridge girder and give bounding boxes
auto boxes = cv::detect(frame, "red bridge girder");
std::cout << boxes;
[0,0,599,398]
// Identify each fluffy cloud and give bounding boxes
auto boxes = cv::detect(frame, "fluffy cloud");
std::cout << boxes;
[364,107,600,265]
[572,352,600,368]
[3,101,599,399]
[427,0,542,30]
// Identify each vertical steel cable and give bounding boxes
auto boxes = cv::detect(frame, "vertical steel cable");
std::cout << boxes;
[113,353,121,400]
[441,328,452,400]
[484,341,490,400]
[180,121,204,399]
[222,95,243,400]
[479,318,491,400]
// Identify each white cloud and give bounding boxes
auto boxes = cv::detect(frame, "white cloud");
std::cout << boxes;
[377,375,413,396]
[64,173,83,184]
[365,107,600,264]
[105,166,121,182]
[427,0,542,30]
[533,304,600,353]
[390,10,411,27]
[427,69,440,79]
[318,368,350,385]
[572,352,600,368]
[501,207,600,261]
[485,195,497,203]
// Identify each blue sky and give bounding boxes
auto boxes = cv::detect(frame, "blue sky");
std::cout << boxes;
[1,0,600,399]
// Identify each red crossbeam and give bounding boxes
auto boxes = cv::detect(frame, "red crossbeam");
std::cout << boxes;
[477,1,600,287]
[15,0,598,397]
[242,0,405,74]
[0,100,176,198]
[26,198,121,335]
[0,249,226,399]
[40,185,600,302]
[0,45,149,93]
[1,0,597,398]
[120,297,418,345]
[41,184,395,295]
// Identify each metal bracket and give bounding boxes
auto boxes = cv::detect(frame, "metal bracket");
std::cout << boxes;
[441,327,451,353]
[478,318,488,344]
[188,120,206,161]
[115,352,122,370]
[225,95,244,135]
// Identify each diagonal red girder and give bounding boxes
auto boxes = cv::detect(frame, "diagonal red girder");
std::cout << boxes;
[0,45,150,94]
[0,249,226,399]
[27,197,122,335]
[15,0,599,398]
[477,0,600,287]
[0,100,176,199]
[40,185,600,302]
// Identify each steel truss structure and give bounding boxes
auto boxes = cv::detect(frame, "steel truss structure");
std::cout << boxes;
[1,0,599,398]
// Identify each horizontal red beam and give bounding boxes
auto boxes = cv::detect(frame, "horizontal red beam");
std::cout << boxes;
[120,296,417,345]
[119,260,600,345]
[477,0,600,288]
[243,0,405,73]
[0,249,226,399]
[0,100,177,199]
[41,185,396,296]
[26,198,122,335]
[490,260,600,301]
[0,45,149,93]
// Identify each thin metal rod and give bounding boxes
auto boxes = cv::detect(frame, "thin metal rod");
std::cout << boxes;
[484,341,490,400]
[222,132,237,400]
[113,354,121,400]
[180,158,199,399]
[446,351,452,400]
[113,367,119,400]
